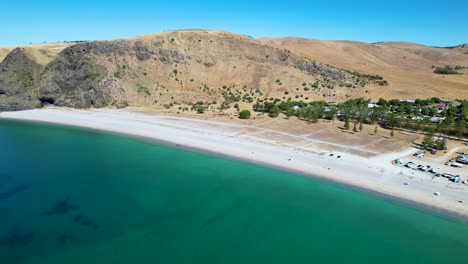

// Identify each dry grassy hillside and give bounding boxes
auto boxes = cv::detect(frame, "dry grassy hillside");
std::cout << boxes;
[0,43,73,65]
[0,48,10,62]
[1,30,371,111]
[2,31,466,113]
[97,30,371,108]
[446,44,468,55]
[259,38,468,100]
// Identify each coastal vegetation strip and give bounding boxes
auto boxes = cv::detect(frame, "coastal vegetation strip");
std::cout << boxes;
[252,97,468,139]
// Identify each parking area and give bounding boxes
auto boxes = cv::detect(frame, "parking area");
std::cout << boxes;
[393,145,468,185]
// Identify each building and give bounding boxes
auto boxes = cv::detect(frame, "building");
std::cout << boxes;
[436,103,447,109]
[429,117,446,123]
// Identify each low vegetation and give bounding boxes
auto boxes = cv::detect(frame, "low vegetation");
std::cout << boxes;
[342,69,389,86]
[253,97,468,138]
[136,84,151,96]
[433,65,460,74]
[422,132,447,150]
[239,110,251,119]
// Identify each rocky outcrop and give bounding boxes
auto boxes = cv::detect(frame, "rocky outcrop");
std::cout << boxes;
[37,43,111,108]
[0,48,43,110]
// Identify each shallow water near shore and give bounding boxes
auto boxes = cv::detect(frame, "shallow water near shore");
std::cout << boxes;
[0,119,467,264]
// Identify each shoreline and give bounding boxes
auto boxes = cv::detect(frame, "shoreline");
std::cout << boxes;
[1,108,467,221]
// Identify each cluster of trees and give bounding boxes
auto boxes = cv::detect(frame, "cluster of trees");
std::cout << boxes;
[422,132,447,150]
[342,70,388,86]
[252,97,468,138]
[433,66,460,74]
[219,86,257,110]
[344,70,385,80]
[375,98,467,138]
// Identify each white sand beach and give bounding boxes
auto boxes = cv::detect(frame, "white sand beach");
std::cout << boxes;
[1,108,467,218]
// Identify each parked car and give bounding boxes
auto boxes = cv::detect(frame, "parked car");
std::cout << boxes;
[442,173,456,179]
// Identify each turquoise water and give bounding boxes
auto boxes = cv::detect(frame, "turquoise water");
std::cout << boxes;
[0,119,467,264]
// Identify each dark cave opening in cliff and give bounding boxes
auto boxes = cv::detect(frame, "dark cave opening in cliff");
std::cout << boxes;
[39,97,55,106]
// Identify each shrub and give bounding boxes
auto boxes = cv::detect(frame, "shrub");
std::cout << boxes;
[136,84,151,96]
[268,105,280,117]
[239,110,251,119]
[377,80,388,86]
[196,106,206,114]
[434,66,459,74]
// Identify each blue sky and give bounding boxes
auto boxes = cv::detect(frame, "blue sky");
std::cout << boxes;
[1,0,467,47]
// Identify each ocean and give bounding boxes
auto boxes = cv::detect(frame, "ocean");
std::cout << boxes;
[0,119,467,263]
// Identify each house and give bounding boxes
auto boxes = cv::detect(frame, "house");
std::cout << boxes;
[292,105,300,111]
[430,117,446,123]
[368,103,378,108]
[399,99,415,103]
[436,103,447,109]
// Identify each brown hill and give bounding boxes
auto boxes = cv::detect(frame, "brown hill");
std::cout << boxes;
[1,30,467,112]
[0,43,73,65]
[444,44,468,55]
[259,38,468,100]
[1,30,368,111]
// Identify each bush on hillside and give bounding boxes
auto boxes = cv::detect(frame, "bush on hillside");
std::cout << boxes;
[239,110,251,119]
[434,66,459,74]
[196,106,205,114]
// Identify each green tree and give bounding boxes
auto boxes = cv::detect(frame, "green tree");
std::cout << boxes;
[359,121,363,132]
[285,108,295,119]
[239,110,251,119]
[374,124,378,135]
[422,131,435,148]
[456,118,467,138]
[390,127,395,137]
[253,102,264,112]
[344,116,350,130]
[324,107,337,121]
[196,106,206,114]
[268,105,280,118]
[435,137,447,150]
[353,122,358,132]
[298,105,324,123]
